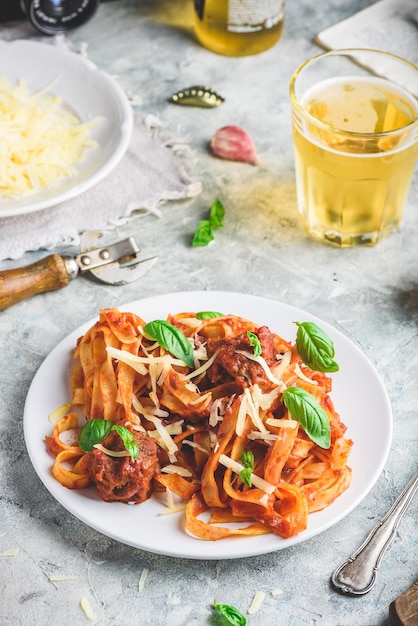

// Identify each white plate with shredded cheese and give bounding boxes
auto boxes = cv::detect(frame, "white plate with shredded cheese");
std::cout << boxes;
[0,39,133,217]
[23,291,393,559]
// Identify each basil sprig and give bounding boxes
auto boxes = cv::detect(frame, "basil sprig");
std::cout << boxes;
[79,418,139,460]
[295,321,339,373]
[192,197,225,247]
[247,331,262,357]
[144,320,195,368]
[282,386,331,449]
[213,600,246,626]
[196,311,224,320]
[239,449,255,487]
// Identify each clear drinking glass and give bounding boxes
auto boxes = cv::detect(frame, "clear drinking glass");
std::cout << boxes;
[289,49,418,247]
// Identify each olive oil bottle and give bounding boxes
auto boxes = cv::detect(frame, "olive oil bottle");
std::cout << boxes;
[194,0,285,56]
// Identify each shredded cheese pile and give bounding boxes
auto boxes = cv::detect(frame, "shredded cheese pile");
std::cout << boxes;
[0,76,98,199]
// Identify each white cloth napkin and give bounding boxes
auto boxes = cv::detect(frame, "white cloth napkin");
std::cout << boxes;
[0,26,202,261]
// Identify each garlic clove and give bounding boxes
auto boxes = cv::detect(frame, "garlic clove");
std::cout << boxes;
[210,125,259,165]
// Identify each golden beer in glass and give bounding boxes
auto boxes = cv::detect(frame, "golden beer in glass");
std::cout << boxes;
[289,49,418,247]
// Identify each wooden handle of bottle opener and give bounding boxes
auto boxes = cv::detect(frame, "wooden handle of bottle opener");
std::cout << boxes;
[0,254,72,310]
[389,579,418,626]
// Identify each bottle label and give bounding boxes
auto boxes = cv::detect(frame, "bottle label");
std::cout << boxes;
[227,0,284,33]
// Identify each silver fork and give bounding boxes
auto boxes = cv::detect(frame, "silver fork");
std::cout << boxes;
[331,469,418,595]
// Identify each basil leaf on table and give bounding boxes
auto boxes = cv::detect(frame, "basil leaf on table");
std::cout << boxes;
[247,331,262,357]
[209,197,225,228]
[213,600,247,626]
[78,418,139,460]
[282,386,331,449]
[144,319,195,368]
[196,311,224,319]
[192,219,214,247]
[295,321,339,373]
[192,197,226,247]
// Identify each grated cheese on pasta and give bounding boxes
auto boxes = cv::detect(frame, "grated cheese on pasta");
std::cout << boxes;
[265,418,298,429]
[159,488,187,515]
[161,464,193,477]
[48,403,71,424]
[93,444,131,458]
[219,454,276,494]
[294,363,318,385]
[244,387,268,434]
[236,349,287,387]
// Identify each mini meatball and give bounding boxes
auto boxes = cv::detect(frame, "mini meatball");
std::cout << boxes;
[85,429,159,504]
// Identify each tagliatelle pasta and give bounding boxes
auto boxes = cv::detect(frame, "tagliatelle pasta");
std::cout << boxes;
[45,308,353,541]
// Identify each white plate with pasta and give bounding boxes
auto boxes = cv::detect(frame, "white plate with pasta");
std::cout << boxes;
[23,291,392,559]
[0,39,133,217]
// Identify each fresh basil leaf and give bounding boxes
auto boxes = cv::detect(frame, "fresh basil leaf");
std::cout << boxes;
[240,449,254,470]
[295,321,339,373]
[112,424,139,461]
[210,197,225,228]
[192,198,226,247]
[239,449,255,487]
[79,418,113,452]
[79,419,139,461]
[196,311,224,320]
[192,219,214,247]
[282,386,331,449]
[239,467,252,487]
[247,331,262,357]
[213,600,246,626]
[144,320,195,368]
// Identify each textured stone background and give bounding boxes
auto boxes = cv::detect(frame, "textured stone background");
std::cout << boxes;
[1,1,418,624]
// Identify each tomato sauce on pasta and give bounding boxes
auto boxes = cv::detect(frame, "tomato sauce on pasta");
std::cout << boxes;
[45,308,352,541]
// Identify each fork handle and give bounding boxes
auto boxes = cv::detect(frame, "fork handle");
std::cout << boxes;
[0,254,74,310]
[331,469,418,595]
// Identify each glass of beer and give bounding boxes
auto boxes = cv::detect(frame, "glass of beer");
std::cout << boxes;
[289,49,418,247]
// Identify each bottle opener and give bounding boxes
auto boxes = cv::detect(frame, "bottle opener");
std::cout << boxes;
[0,230,157,310]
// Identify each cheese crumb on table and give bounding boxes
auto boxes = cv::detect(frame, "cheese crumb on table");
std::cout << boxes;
[248,591,265,614]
